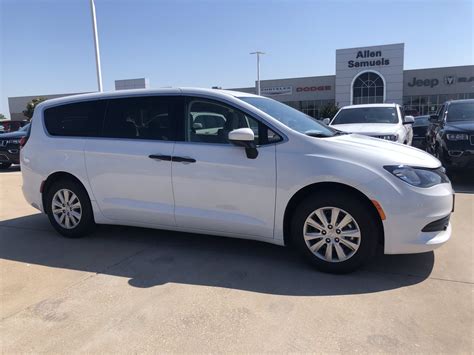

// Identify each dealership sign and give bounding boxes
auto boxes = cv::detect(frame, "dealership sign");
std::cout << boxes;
[296,85,332,92]
[408,76,474,88]
[347,50,390,68]
[261,86,292,96]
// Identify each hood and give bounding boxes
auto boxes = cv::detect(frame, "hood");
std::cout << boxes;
[326,133,440,168]
[0,130,27,139]
[330,123,400,135]
[445,120,474,132]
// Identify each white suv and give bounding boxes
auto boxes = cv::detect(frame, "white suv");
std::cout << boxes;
[21,88,453,273]
[327,103,414,145]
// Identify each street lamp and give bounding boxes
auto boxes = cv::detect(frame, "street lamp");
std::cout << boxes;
[250,51,265,95]
[90,0,103,92]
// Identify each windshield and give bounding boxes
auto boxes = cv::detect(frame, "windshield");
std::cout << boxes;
[447,102,474,122]
[239,97,336,137]
[332,107,398,124]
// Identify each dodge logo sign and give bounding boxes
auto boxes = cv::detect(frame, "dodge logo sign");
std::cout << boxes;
[296,85,332,92]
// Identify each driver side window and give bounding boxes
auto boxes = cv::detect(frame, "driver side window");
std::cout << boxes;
[185,98,280,145]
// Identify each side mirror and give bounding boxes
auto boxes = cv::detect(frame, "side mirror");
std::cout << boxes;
[192,122,203,130]
[228,128,258,159]
[403,115,415,125]
[322,118,331,125]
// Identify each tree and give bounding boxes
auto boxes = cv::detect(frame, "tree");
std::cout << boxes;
[320,102,340,119]
[23,97,47,120]
[0,113,6,120]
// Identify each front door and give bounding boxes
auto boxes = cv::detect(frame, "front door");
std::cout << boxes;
[171,97,280,239]
[85,95,182,226]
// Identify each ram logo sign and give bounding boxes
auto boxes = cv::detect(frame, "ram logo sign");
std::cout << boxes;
[444,76,455,85]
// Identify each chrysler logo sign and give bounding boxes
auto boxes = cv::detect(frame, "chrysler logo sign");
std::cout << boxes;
[261,86,292,96]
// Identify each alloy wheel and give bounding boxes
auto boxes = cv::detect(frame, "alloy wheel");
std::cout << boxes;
[52,189,82,229]
[303,207,361,263]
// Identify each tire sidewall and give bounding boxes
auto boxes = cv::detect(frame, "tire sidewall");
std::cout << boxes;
[45,179,94,238]
[291,192,378,273]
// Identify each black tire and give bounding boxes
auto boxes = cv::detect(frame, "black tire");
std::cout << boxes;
[0,162,12,170]
[45,179,95,238]
[290,191,379,274]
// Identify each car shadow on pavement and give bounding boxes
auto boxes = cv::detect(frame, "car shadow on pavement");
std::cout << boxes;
[0,165,21,173]
[0,214,435,296]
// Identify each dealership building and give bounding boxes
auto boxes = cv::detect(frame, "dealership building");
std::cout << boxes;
[7,43,474,121]
[233,43,474,118]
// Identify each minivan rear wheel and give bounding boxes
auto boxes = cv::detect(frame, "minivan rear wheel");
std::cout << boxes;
[45,179,95,238]
[291,192,378,273]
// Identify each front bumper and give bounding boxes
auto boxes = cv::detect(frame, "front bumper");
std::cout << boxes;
[376,181,454,255]
[444,150,474,169]
[412,137,426,150]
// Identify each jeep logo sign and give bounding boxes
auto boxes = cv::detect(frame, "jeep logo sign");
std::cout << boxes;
[408,77,439,88]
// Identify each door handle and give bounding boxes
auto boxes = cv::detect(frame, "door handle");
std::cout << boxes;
[172,156,196,163]
[149,154,172,161]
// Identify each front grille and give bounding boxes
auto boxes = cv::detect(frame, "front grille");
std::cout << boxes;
[422,215,450,232]
[0,154,9,162]
[0,140,6,147]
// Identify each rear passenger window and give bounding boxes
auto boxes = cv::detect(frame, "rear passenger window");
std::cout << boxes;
[103,96,179,141]
[44,101,106,137]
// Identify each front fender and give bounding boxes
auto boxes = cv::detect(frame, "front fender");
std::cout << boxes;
[273,149,400,243]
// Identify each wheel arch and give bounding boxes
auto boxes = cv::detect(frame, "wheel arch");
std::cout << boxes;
[283,181,384,248]
[41,171,92,210]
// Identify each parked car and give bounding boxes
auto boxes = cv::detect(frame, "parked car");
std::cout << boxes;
[0,120,28,133]
[325,104,414,145]
[404,108,420,117]
[0,123,30,169]
[21,89,453,273]
[426,99,474,170]
[411,115,430,150]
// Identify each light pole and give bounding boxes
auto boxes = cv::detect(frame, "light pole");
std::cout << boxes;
[90,0,103,92]
[250,51,265,95]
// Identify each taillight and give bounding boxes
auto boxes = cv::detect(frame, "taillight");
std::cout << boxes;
[19,136,28,148]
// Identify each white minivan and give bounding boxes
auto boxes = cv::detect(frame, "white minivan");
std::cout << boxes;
[21,88,454,273]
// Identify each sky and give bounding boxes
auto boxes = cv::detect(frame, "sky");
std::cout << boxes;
[0,0,473,116]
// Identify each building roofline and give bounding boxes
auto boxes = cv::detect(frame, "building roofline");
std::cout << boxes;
[403,64,474,72]
[336,42,404,51]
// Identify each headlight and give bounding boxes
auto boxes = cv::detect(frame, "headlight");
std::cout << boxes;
[446,133,468,141]
[377,134,398,141]
[384,165,450,188]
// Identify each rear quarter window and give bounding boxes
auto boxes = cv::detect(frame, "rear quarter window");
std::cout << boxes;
[44,100,106,137]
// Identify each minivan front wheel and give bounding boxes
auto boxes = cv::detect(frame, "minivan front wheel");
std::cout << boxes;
[45,179,95,238]
[291,193,378,273]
